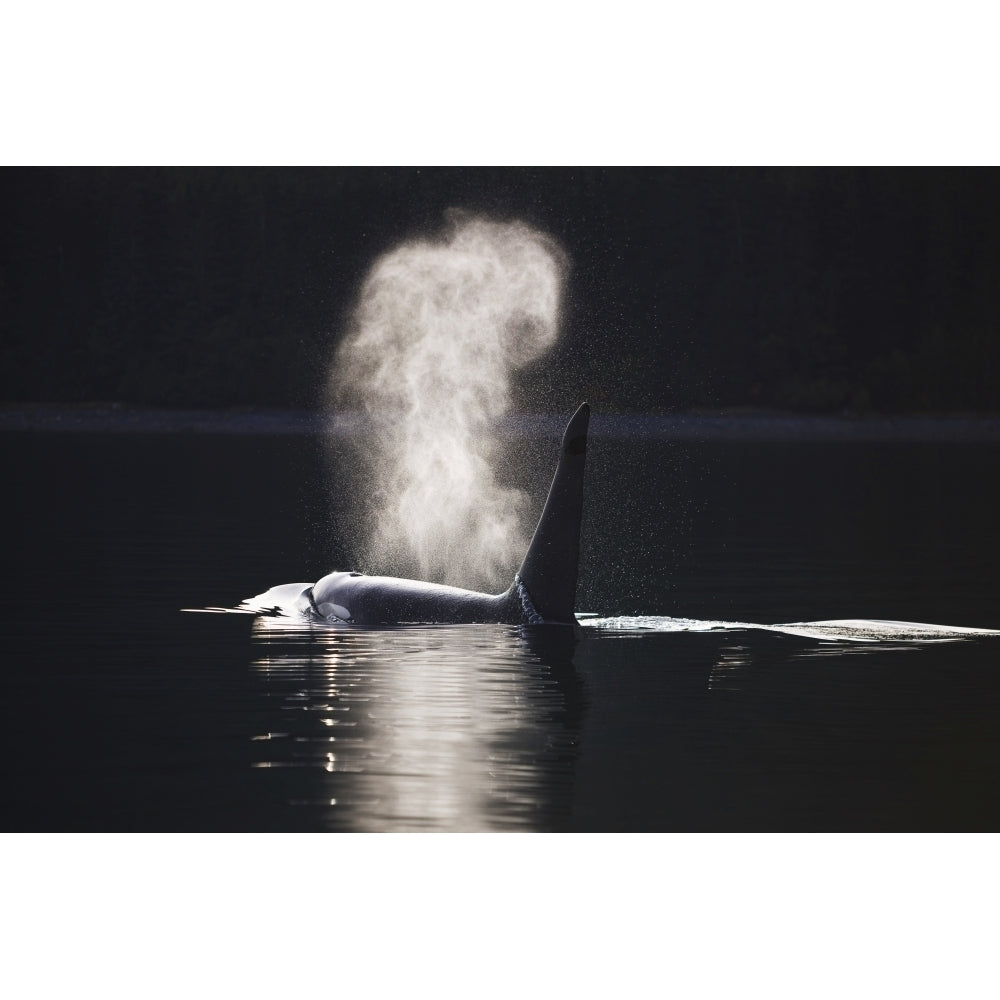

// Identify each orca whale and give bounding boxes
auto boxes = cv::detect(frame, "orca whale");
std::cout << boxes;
[288,402,590,627]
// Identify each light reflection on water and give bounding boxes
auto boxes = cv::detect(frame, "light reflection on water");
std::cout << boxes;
[241,609,1000,831]
[8,430,1000,831]
[248,619,584,831]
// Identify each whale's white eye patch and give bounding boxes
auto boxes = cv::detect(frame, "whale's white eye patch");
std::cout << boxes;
[318,602,351,621]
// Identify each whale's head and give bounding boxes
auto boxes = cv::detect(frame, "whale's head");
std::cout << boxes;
[311,570,365,621]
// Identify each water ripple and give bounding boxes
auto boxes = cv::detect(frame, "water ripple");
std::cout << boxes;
[247,618,584,831]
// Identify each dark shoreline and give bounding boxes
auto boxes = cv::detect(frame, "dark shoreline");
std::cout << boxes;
[4,405,1000,441]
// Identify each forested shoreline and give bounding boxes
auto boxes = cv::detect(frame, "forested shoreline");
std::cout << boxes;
[2,167,998,415]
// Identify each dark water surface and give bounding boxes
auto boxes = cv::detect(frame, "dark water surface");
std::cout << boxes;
[3,423,999,831]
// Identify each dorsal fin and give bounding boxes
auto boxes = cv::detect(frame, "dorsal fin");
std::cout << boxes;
[516,402,590,623]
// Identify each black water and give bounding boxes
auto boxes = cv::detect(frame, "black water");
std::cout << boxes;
[3,424,999,831]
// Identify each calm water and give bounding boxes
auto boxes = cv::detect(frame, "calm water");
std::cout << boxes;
[3,422,999,831]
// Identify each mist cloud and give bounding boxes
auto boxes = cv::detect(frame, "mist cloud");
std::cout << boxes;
[330,212,567,590]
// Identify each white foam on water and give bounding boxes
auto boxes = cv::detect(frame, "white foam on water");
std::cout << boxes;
[580,616,1000,642]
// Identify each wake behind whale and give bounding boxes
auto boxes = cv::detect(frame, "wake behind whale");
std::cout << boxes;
[581,616,1000,642]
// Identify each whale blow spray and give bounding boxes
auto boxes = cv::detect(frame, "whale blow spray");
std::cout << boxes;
[330,212,567,590]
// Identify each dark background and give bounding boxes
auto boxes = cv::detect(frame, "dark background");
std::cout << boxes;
[2,166,998,415]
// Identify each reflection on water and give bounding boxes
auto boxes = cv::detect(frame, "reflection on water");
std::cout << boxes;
[222,590,1000,832]
[6,430,1000,831]
[239,608,1000,832]
[708,645,754,692]
[248,619,584,831]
